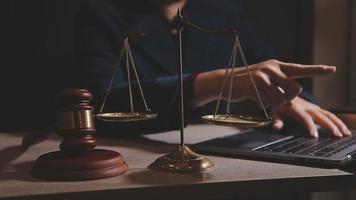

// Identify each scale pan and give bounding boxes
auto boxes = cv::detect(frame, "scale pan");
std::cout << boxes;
[95,112,157,122]
[202,114,271,129]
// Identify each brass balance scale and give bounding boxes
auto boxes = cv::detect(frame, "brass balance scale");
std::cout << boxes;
[94,7,271,173]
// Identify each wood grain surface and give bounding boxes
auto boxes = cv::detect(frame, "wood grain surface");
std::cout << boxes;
[1,125,356,200]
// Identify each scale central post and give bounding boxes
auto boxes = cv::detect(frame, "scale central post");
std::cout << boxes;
[177,7,185,148]
[148,7,214,173]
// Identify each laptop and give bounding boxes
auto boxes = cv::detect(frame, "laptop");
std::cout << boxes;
[194,127,356,167]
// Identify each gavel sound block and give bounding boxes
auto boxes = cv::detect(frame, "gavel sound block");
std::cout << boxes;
[32,89,128,181]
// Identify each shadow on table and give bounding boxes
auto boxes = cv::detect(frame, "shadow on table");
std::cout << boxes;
[196,148,356,174]
[0,160,44,182]
[0,145,47,182]
[0,145,25,166]
[8,129,178,154]
[338,164,356,174]
[96,136,178,154]
[127,169,214,185]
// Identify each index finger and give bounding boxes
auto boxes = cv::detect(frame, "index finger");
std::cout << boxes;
[278,61,336,78]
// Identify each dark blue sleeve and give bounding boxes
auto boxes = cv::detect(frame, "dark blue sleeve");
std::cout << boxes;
[76,1,193,135]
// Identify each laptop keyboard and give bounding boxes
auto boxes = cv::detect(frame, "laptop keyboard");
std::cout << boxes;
[255,133,356,157]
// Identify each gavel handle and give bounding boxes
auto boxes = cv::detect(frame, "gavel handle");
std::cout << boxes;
[21,124,56,150]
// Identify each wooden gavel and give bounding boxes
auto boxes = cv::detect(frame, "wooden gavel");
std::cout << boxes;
[56,89,97,154]
[31,89,128,181]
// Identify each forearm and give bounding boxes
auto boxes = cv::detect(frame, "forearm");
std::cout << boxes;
[191,70,223,108]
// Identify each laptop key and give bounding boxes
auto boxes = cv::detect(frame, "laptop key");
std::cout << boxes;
[270,137,307,153]
[296,138,334,155]
[285,139,320,154]
[309,134,356,157]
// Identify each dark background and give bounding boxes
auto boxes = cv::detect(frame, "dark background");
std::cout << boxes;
[0,0,314,130]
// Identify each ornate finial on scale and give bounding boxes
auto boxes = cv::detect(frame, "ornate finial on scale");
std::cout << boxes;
[148,5,215,173]
[32,89,128,181]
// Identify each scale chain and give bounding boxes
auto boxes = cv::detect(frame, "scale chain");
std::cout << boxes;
[226,39,238,116]
[125,39,151,112]
[99,38,127,114]
[125,40,135,113]
[99,36,152,115]
[236,36,270,119]
[214,38,237,117]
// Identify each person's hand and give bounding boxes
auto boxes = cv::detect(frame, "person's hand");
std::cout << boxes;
[270,96,351,138]
[192,59,336,108]
[225,59,336,107]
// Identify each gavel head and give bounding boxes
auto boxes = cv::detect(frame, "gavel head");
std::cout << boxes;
[56,89,94,134]
[56,89,97,154]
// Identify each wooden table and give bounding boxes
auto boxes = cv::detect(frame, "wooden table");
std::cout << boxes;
[1,125,356,200]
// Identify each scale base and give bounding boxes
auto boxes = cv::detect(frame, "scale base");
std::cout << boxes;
[148,145,214,173]
[32,149,128,181]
